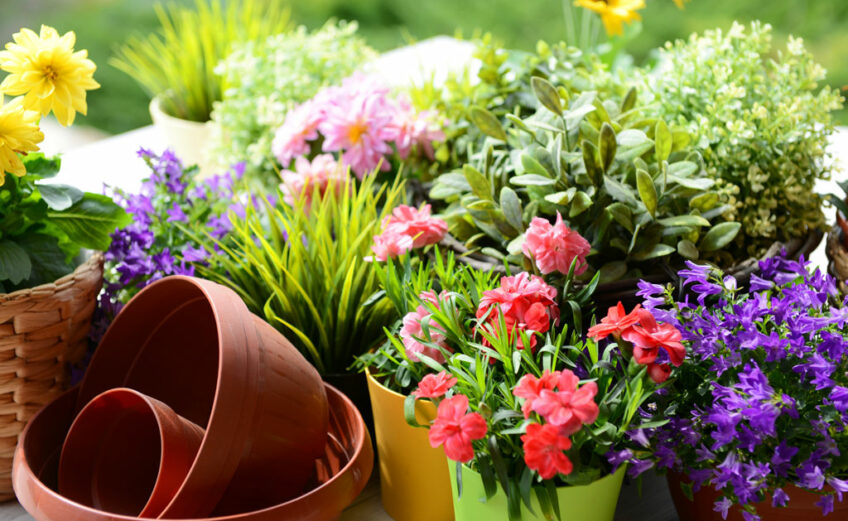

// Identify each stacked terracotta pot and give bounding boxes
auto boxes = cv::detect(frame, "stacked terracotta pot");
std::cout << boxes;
[11,276,373,521]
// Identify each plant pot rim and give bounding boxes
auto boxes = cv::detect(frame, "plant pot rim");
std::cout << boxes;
[0,251,103,302]
[149,94,210,128]
[457,460,627,489]
[13,383,372,521]
[365,367,408,400]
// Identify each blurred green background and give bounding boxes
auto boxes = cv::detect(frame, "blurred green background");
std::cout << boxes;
[1,0,846,134]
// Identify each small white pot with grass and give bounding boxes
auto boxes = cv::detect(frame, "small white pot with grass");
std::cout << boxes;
[149,94,213,175]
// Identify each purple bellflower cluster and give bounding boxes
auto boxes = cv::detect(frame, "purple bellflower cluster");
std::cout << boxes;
[92,148,246,343]
[614,252,848,520]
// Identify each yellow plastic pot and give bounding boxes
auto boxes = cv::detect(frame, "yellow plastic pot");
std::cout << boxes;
[366,370,454,521]
[449,462,626,521]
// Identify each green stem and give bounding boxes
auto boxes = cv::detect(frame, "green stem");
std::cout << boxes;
[579,6,591,51]
[563,0,577,47]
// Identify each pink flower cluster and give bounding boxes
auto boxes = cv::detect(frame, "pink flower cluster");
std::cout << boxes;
[400,290,452,364]
[514,369,599,479]
[369,204,448,262]
[475,272,559,352]
[429,394,487,463]
[279,154,348,209]
[522,212,591,276]
[587,302,685,383]
[271,74,445,179]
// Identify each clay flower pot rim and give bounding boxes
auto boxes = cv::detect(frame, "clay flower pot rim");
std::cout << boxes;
[14,384,370,521]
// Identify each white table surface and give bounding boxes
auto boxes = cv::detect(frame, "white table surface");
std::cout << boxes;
[3,36,845,521]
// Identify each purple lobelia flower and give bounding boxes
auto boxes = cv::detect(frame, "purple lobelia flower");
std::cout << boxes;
[630,250,848,517]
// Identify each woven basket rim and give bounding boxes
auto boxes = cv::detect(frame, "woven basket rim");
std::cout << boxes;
[0,251,105,302]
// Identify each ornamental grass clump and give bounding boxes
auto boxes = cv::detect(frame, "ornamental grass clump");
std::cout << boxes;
[642,21,844,261]
[210,21,374,185]
[624,255,848,519]
[430,39,738,283]
[198,169,404,375]
[360,251,685,520]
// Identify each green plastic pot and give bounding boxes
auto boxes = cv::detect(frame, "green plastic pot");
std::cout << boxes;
[448,462,625,521]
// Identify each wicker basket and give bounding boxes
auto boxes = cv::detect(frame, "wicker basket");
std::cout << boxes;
[0,252,103,500]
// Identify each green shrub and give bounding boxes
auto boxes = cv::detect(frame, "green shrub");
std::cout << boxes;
[640,21,844,260]
[209,21,375,185]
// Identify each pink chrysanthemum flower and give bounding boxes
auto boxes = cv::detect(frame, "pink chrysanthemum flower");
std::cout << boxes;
[400,290,452,364]
[522,212,592,276]
[319,75,394,179]
[385,96,445,160]
[271,99,325,167]
[367,231,413,262]
[279,154,348,209]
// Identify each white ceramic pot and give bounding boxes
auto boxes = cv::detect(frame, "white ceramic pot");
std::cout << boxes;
[149,95,215,177]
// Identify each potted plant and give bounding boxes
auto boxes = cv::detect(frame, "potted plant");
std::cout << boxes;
[622,255,848,520]
[0,25,128,498]
[360,245,685,521]
[209,21,375,186]
[640,21,844,272]
[427,39,739,307]
[111,0,291,173]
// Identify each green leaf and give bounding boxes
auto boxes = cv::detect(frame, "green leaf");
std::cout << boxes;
[677,239,699,260]
[470,107,507,141]
[15,233,74,287]
[655,120,672,162]
[23,154,61,179]
[621,86,637,113]
[544,190,574,205]
[582,140,601,187]
[569,191,592,217]
[667,161,699,178]
[564,104,595,128]
[38,184,83,211]
[599,123,616,172]
[606,202,633,233]
[617,129,652,148]
[598,261,627,283]
[431,173,471,199]
[500,187,524,230]
[531,76,562,116]
[403,394,422,428]
[520,153,551,177]
[603,176,639,207]
[667,174,713,191]
[463,165,492,200]
[46,193,131,252]
[700,222,741,252]
[0,239,32,285]
[511,174,557,186]
[690,192,720,212]
[631,243,675,261]
[658,215,711,227]
[636,169,657,217]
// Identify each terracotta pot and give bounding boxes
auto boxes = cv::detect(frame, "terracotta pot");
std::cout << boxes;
[13,384,373,521]
[58,388,204,517]
[667,471,848,521]
[77,275,329,517]
[149,95,216,177]
[449,463,625,521]
[366,370,453,521]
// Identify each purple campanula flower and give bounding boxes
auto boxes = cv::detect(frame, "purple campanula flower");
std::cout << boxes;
[713,497,732,519]
[772,488,789,507]
[816,495,835,516]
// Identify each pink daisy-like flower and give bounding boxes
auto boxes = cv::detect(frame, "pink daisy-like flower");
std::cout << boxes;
[531,370,599,436]
[384,96,445,160]
[279,154,348,209]
[522,212,592,276]
[319,75,394,179]
[429,394,487,463]
[271,99,325,167]
[412,371,457,399]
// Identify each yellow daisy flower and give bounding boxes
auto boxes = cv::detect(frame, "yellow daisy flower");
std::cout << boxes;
[574,0,646,36]
[0,25,99,127]
[673,0,690,8]
[0,96,43,182]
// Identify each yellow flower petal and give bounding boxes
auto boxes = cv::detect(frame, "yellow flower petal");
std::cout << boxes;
[0,25,98,127]
[574,0,646,36]
[0,97,43,178]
